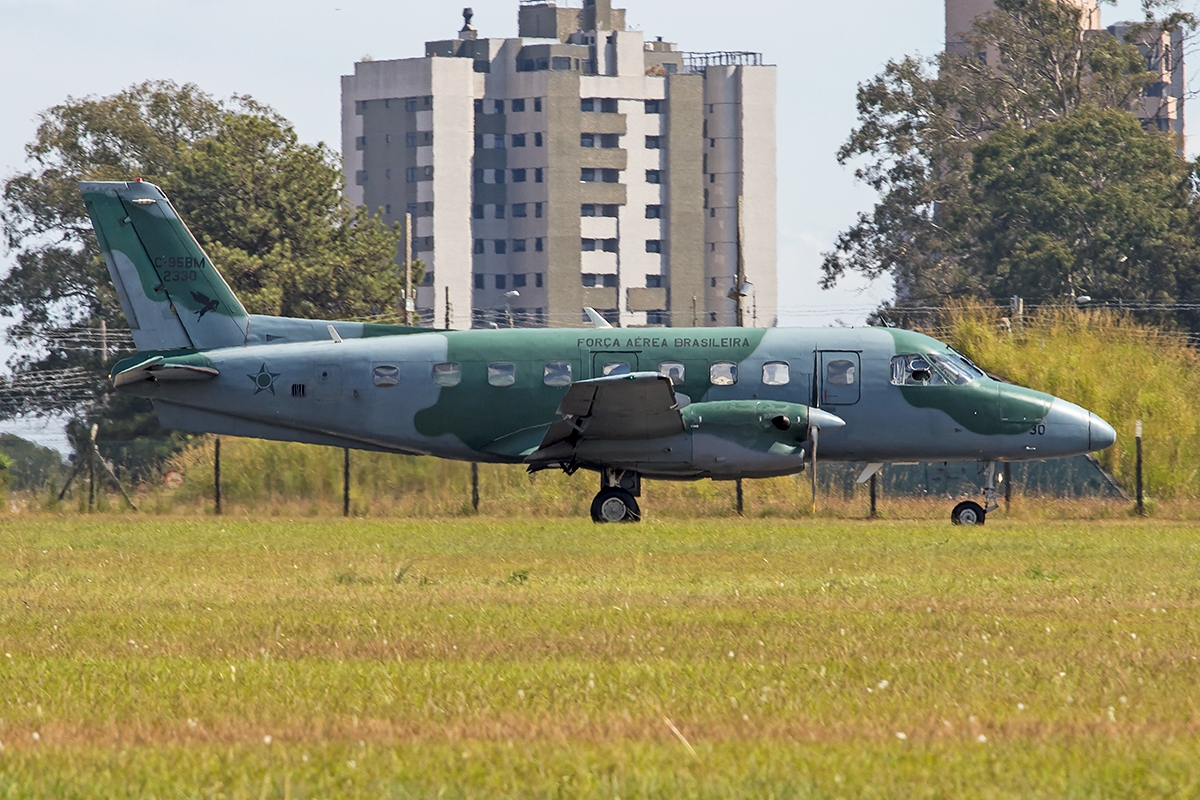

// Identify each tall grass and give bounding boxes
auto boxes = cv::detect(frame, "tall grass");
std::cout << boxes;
[941,304,1200,498]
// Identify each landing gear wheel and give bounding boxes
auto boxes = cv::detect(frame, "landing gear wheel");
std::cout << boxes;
[591,488,641,523]
[951,500,986,526]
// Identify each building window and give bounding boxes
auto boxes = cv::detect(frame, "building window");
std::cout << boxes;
[475,133,484,148]
[410,203,421,216]
[406,132,418,147]
[473,204,484,219]
[513,203,527,218]
[494,240,507,255]
[645,99,663,114]
[535,272,544,286]
[474,168,485,183]
[645,204,662,219]
[602,169,619,183]
[581,204,596,217]
[602,98,618,112]
[582,273,597,287]
[385,134,392,144]
[602,204,619,217]
[512,168,527,183]
[513,239,527,253]
[492,133,505,148]
[513,273,527,287]
[581,98,595,112]
[600,133,620,148]
[385,168,392,179]
[512,98,526,113]
[495,205,505,219]
[646,169,662,184]
[535,202,543,218]
[474,99,484,113]
[581,168,596,183]
[534,97,543,112]
[646,275,663,288]
[473,238,485,254]
[551,56,572,70]
[493,100,505,114]
[581,238,597,252]
[495,274,507,289]
[358,170,368,182]
[405,98,418,112]
[474,274,485,289]
[534,132,543,147]
[646,240,662,253]
[512,133,526,147]
[495,169,506,184]
[535,168,544,183]
[581,133,595,148]
[385,204,392,214]
[647,311,667,325]
[405,167,417,183]
[535,239,544,253]
[356,136,367,148]
[601,238,618,253]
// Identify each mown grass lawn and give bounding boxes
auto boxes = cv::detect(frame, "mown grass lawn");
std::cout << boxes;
[0,515,1197,798]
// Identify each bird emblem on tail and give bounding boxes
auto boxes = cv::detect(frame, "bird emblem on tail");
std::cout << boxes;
[191,291,220,320]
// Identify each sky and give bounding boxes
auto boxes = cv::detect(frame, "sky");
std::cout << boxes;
[0,0,1167,450]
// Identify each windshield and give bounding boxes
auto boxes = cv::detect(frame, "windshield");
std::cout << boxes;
[929,353,985,385]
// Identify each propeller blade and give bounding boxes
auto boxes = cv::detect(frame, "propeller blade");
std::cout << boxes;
[810,425,819,513]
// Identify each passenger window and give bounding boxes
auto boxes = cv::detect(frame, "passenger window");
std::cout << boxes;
[543,361,572,387]
[827,360,855,386]
[601,361,630,376]
[488,362,516,387]
[762,361,790,386]
[658,361,685,385]
[432,362,461,387]
[890,355,946,386]
[372,364,400,387]
[709,361,738,386]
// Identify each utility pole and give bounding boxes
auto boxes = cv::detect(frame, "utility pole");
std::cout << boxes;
[735,196,747,328]
[404,212,414,326]
[445,286,451,330]
[343,448,351,518]
[692,295,698,328]
[100,320,108,362]
[214,436,222,516]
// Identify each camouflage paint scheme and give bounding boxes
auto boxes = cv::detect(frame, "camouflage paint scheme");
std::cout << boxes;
[82,181,1115,490]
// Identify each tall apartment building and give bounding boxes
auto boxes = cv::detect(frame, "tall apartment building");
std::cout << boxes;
[341,0,776,329]
[945,0,1184,140]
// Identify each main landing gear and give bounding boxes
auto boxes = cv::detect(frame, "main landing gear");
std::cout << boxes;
[591,468,642,523]
[951,461,1002,526]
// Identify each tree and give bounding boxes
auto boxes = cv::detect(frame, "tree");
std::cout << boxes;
[821,0,1196,312]
[0,81,407,476]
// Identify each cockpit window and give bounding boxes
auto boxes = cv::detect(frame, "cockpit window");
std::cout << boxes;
[928,353,983,385]
[891,355,947,386]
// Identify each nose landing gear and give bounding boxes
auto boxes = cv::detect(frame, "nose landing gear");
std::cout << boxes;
[591,468,642,523]
[951,462,1002,526]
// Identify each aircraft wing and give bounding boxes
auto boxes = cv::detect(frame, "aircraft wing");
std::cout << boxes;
[527,372,685,468]
[111,354,220,388]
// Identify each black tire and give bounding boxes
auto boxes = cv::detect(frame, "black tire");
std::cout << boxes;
[951,500,986,526]
[590,488,641,523]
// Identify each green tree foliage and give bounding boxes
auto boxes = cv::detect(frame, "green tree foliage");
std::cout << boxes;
[0,81,406,477]
[0,434,66,492]
[822,0,1198,313]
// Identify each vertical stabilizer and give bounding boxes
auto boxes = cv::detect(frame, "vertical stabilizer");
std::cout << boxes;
[80,180,248,352]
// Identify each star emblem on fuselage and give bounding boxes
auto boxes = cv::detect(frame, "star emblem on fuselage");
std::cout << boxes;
[248,363,281,395]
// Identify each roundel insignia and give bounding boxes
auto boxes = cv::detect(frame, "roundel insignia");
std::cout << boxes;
[247,363,282,395]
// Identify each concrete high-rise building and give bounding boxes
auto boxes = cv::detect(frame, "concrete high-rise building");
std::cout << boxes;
[341,0,776,329]
[945,0,1184,141]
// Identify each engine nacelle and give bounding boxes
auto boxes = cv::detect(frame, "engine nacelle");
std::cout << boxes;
[574,400,842,480]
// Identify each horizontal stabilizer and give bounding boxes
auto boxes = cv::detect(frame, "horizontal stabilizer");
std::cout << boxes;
[111,353,219,388]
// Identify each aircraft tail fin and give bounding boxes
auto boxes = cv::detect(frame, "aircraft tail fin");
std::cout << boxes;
[79,180,248,352]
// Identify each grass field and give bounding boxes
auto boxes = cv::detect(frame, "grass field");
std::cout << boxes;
[1,515,1198,798]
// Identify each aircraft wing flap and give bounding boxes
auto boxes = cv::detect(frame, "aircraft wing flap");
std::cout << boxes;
[528,372,685,469]
[111,355,219,388]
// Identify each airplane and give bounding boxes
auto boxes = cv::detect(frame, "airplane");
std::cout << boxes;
[80,180,1117,525]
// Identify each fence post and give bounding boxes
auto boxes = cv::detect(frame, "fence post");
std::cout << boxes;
[471,462,480,512]
[869,472,878,519]
[1003,461,1011,512]
[343,448,351,518]
[736,478,744,516]
[1136,420,1144,515]
[214,436,222,516]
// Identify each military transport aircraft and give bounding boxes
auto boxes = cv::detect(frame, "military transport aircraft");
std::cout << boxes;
[81,180,1116,525]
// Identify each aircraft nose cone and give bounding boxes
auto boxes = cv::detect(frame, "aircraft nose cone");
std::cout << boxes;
[1089,413,1116,452]
[809,408,846,431]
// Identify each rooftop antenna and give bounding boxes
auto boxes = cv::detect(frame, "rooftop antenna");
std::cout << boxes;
[460,7,477,39]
